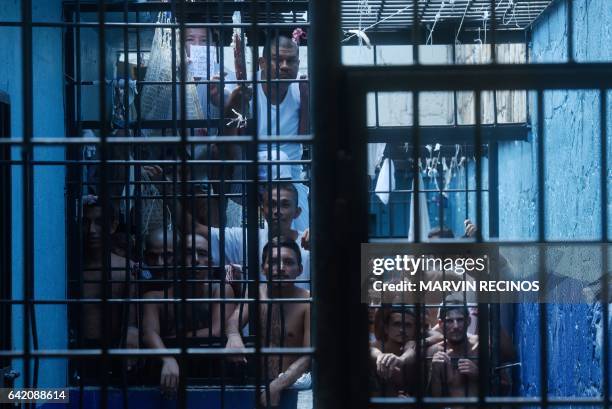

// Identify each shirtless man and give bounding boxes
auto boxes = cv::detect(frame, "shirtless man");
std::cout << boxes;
[142,229,236,396]
[370,307,418,397]
[81,202,138,354]
[427,304,479,401]
[225,237,310,407]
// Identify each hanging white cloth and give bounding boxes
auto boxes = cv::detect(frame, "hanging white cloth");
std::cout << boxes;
[374,158,395,205]
[408,172,431,242]
[368,143,386,178]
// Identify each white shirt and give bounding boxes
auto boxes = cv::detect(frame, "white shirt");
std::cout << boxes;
[209,225,310,290]
[254,71,303,181]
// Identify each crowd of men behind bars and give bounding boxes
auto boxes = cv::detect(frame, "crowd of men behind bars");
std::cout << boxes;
[76,25,515,407]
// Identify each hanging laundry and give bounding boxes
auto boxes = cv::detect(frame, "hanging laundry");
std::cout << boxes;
[375,158,395,205]
[408,172,431,242]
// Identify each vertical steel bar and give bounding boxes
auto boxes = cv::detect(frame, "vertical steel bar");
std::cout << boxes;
[411,0,424,405]
[474,90,490,407]
[600,89,610,408]
[122,0,130,136]
[177,3,188,408]
[171,3,178,135]
[488,142,499,238]
[96,1,111,407]
[21,0,33,394]
[490,0,496,64]
[72,0,86,398]
[311,0,344,407]
[536,89,548,409]
[249,0,263,407]
[75,0,82,136]
[120,3,131,406]
[217,3,227,406]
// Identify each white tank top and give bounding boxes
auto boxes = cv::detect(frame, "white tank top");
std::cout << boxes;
[255,71,303,180]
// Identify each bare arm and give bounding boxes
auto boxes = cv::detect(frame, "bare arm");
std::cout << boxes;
[142,291,166,352]
[142,291,180,394]
[425,329,444,347]
[225,289,250,363]
[399,341,417,367]
[196,283,236,338]
[427,345,448,397]
[370,344,383,362]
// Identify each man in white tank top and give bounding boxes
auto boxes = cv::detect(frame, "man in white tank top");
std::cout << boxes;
[251,35,311,232]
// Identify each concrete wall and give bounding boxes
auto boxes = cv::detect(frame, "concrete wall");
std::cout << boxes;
[500,0,612,398]
[1,0,67,388]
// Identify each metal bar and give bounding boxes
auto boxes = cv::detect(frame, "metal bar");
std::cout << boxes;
[0,297,312,304]
[490,0,496,63]
[311,0,349,406]
[599,89,610,407]
[536,89,549,409]
[369,395,611,405]
[0,20,313,29]
[21,0,33,394]
[62,1,309,14]
[0,348,316,358]
[95,1,111,407]
[367,124,530,143]
[248,0,263,407]
[345,63,612,91]
[0,135,314,145]
[119,2,131,404]
[487,142,499,237]
[177,2,189,407]
[474,89,490,407]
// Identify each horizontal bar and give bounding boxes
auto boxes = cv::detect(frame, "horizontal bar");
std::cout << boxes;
[63,1,308,14]
[70,79,310,86]
[341,26,527,46]
[346,63,612,91]
[0,135,315,144]
[0,21,310,29]
[0,298,313,304]
[370,188,489,193]
[2,159,311,167]
[368,238,612,245]
[368,124,530,143]
[0,347,315,358]
[369,396,612,406]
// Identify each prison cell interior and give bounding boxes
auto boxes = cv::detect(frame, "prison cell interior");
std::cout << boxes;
[1,0,611,408]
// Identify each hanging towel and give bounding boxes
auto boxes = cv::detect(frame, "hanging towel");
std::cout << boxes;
[375,158,395,205]
[368,143,387,177]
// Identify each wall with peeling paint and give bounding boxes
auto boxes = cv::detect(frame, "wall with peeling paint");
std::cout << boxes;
[500,0,612,398]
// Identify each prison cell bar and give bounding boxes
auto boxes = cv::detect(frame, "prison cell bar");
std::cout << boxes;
[95,1,112,409]
[600,89,610,407]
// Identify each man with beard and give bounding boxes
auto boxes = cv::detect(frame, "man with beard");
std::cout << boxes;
[427,302,479,401]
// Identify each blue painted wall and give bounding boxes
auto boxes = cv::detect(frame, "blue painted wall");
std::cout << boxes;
[2,0,67,388]
[499,0,612,399]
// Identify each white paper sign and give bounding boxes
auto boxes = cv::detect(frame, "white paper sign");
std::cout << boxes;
[189,45,217,78]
